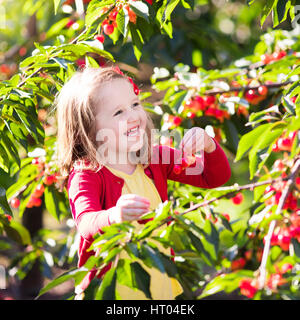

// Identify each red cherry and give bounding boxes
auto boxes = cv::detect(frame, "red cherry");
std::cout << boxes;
[231,257,246,271]
[203,95,216,106]
[264,185,275,194]
[291,96,297,103]
[277,137,293,151]
[173,164,182,175]
[33,184,45,198]
[66,19,75,28]
[94,34,105,43]
[103,24,114,35]
[272,51,286,60]
[272,141,280,152]
[5,214,12,222]
[33,197,42,207]
[258,85,268,96]
[222,213,230,222]
[193,96,206,110]
[181,157,189,169]
[273,159,285,171]
[32,158,39,165]
[231,192,244,205]
[186,111,196,119]
[239,279,258,299]
[172,116,182,126]
[296,177,300,189]
[281,263,293,274]
[204,107,216,117]
[11,198,20,209]
[109,10,118,21]
[43,175,56,186]
[261,53,272,64]
[245,89,259,103]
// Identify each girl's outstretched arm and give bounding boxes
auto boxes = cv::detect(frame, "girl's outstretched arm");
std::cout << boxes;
[159,137,231,189]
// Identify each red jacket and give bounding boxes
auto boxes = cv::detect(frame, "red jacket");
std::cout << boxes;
[67,139,231,285]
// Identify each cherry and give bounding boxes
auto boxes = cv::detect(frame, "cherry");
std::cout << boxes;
[245,89,259,103]
[280,263,293,274]
[181,157,190,169]
[258,85,268,96]
[33,197,42,207]
[66,19,75,28]
[186,111,196,119]
[277,137,293,151]
[221,213,230,222]
[103,24,114,35]
[273,159,285,171]
[244,250,252,261]
[33,184,45,198]
[231,257,246,271]
[261,53,272,65]
[296,177,300,189]
[11,198,20,209]
[5,214,12,222]
[231,192,244,205]
[109,10,118,21]
[272,51,286,60]
[172,116,182,126]
[239,278,258,298]
[173,164,182,175]
[94,34,105,43]
[43,175,56,186]
[203,95,216,106]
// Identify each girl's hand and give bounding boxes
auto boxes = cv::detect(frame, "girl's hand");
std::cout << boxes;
[110,194,151,224]
[178,127,216,155]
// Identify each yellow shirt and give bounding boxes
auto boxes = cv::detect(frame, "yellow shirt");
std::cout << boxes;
[105,163,183,300]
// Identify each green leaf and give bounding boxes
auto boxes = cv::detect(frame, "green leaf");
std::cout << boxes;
[85,0,114,27]
[0,185,13,217]
[37,267,88,298]
[130,1,149,22]
[223,119,239,154]
[3,219,31,245]
[273,0,291,27]
[235,124,271,162]
[95,267,117,300]
[1,132,20,168]
[292,238,300,259]
[53,0,62,14]
[261,0,276,27]
[116,259,134,287]
[140,243,166,273]
[187,231,213,266]
[130,262,152,299]
[44,185,64,221]
[248,125,283,179]
[199,271,253,299]
[129,23,144,62]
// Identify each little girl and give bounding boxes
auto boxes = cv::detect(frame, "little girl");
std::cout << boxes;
[55,64,231,300]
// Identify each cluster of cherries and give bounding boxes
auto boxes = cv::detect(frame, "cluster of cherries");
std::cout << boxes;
[272,131,297,153]
[172,152,196,175]
[260,50,287,65]
[10,157,58,210]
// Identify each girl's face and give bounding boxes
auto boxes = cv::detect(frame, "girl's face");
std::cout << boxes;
[94,78,148,163]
